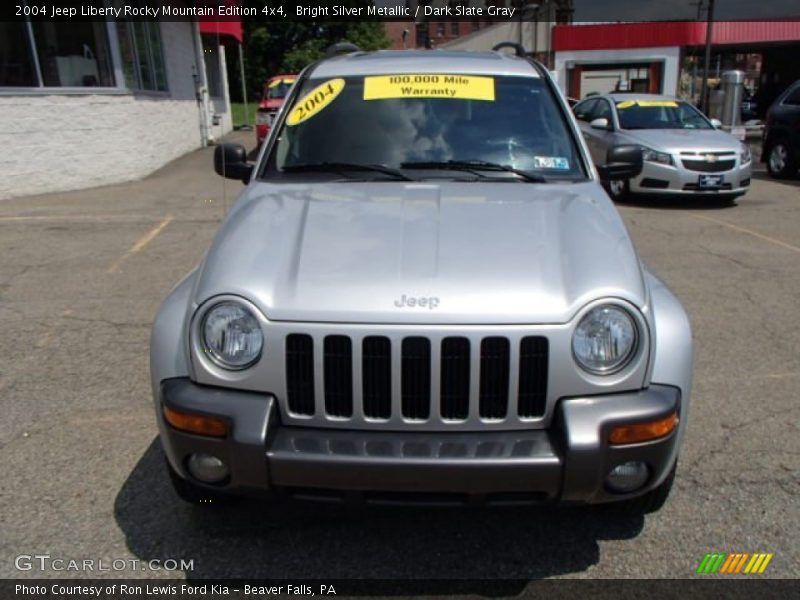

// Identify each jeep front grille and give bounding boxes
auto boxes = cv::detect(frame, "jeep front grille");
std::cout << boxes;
[284,334,548,423]
[362,336,391,419]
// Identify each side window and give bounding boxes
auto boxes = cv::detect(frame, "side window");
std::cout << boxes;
[783,84,800,106]
[594,100,612,121]
[574,99,597,122]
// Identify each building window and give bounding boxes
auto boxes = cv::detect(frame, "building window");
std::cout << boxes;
[1,21,114,88]
[116,22,167,91]
[0,22,37,86]
[472,20,481,32]
[415,23,428,48]
[450,22,459,36]
[436,23,445,37]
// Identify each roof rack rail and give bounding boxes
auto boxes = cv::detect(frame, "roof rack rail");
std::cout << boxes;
[492,42,527,57]
[326,42,362,57]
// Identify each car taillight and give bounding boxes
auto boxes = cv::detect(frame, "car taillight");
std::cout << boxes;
[256,110,271,125]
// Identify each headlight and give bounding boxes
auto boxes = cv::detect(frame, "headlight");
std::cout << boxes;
[740,144,752,164]
[201,301,263,370]
[640,146,673,166]
[572,305,638,374]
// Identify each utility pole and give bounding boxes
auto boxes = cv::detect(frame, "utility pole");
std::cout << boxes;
[699,0,715,113]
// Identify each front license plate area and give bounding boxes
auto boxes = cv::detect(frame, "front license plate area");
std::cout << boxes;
[698,174,724,188]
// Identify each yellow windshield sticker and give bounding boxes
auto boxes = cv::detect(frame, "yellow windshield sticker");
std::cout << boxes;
[269,78,296,88]
[286,78,345,126]
[363,74,495,101]
[617,100,678,109]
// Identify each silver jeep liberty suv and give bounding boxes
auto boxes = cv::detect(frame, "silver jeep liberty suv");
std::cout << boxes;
[150,43,693,514]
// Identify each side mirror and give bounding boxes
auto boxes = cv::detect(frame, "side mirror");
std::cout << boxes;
[589,117,611,130]
[710,118,722,128]
[214,144,253,183]
[597,144,643,181]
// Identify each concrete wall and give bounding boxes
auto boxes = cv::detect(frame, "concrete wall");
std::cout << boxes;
[0,21,230,200]
[553,46,682,99]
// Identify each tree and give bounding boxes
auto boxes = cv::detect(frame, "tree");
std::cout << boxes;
[232,1,390,101]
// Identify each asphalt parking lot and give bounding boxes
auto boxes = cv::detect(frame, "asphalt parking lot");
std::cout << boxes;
[0,131,798,584]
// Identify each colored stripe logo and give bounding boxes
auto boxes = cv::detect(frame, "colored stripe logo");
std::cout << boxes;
[696,553,773,574]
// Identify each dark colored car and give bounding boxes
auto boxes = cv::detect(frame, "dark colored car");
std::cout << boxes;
[762,80,800,179]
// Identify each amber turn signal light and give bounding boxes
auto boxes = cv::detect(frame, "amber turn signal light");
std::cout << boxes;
[163,405,228,438]
[609,412,678,445]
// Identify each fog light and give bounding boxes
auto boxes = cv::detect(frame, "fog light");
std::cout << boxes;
[187,453,229,484]
[606,461,649,493]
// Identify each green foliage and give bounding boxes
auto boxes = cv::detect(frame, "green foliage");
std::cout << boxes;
[234,0,390,101]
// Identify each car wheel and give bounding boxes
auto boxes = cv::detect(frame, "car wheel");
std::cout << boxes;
[607,461,676,516]
[165,459,234,506]
[766,141,797,179]
[606,178,629,201]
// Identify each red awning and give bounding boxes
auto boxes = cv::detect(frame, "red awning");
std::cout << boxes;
[199,0,243,45]
[553,21,800,52]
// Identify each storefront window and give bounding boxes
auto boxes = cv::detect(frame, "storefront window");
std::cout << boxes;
[31,22,114,87]
[116,21,168,92]
[0,22,38,86]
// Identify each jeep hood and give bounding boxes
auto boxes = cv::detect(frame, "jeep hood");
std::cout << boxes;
[192,181,646,324]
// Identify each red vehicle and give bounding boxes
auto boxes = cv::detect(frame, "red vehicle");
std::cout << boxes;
[255,74,297,145]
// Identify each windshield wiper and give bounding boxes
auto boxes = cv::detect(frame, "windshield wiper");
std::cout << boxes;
[282,162,415,181]
[401,160,547,182]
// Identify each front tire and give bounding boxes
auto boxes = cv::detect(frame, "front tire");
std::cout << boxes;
[606,178,629,201]
[766,140,798,179]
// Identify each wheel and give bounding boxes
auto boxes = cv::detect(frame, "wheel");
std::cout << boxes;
[606,178,629,201]
[766,140,798,179]
[165,459,233,506]
[607,462,676,516]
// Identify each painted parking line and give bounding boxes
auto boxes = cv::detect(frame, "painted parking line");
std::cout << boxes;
[689,212,800,254]
[0,215,165,223]
[107,215,174,273]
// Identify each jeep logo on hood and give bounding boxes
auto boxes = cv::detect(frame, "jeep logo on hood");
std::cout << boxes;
[394,294,440,310]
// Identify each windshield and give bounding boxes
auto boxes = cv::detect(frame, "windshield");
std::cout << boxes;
[265,79,295,100]
[616,99,713,130]
[265,74,585,180]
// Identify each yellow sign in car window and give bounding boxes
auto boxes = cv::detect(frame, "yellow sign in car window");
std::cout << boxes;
[363,74,495,101]
[269,78,296,88]
[616,100,678,109]
[286,78,345,126]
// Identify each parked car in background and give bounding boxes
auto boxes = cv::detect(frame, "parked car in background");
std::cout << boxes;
[762,80,800,179]
[152,46,693,515]
[574,93,752,202]
[255,74,297,146]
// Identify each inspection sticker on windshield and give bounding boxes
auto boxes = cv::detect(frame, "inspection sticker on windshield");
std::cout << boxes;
[286,78,345,126]
[363,74,495,101]
[616,100,678,109]
[533,156,570,170]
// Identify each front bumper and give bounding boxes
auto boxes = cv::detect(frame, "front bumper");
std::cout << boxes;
[157,378,680,505]
[629,159,751,197]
